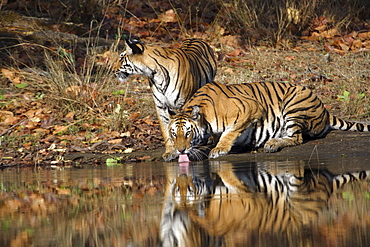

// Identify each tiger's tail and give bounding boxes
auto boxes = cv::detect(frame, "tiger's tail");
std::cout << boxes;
[329,114,370,132]
[333,170,370,190]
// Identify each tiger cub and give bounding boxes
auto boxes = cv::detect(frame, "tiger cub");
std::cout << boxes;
[115,38,216,153]
[163,81,370,161]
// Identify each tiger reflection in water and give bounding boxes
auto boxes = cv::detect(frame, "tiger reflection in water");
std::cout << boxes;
[159,162,370,247]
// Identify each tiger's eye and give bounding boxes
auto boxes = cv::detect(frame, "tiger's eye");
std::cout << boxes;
[185,131,192,138]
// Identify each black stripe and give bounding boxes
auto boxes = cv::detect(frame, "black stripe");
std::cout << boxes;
[359,171,367,179]
[211,82,230,97]
[332,115,337,127]
[356,123,364,131]
[260,173,268,193]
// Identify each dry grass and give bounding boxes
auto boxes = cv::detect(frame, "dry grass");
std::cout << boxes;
[148,0,369,44]
[211,0,369,44]
[40,48,159,133]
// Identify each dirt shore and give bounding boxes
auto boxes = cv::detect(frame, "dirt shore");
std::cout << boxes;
[64,130,370,165]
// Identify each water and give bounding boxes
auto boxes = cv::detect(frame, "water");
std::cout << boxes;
[1,155,370,247]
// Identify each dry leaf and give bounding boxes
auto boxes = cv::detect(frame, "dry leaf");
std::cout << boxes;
[225,57,240,63]
[1,68,15,80]
[363,40,370,49]
[320,28,340,39]
[123,148,134,153]
[223,68,234,74]
[41,118,54,129]
[64,112,74,119]
[108,139,122,144]
[24,108,43,118]
[358,31,370,40]
[25,120,37,130]
[219,35,241,48]
[333,48,346,56]
[120,131,131,137]
[312,16,329,29]
[53,125,67,134]
[351,39,363,49]
[65,85,81,95]
[142,116,155,125]
[1,68,23,84]
[124,98,136,106]
[1,115,21,126]
[324,43,335,52]
[22,142,32,148]
[0,110,14,122]
[110,131,121,138]
[226,49,243,57]
[285,56,296,60]
[339,43,349,52]
[314,24,327,32]
[129,112,141,120]
[343,34,355,44]
[158,9,177,23]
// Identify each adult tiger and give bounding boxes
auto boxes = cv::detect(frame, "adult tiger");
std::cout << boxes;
[115,38,216,154]
[159,161,370,246]
[163,81,370,161]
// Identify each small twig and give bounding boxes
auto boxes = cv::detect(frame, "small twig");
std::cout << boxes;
[0,119,27,137]
[307,66,330,81]
[307,145,321,181]
[307,145,320,166]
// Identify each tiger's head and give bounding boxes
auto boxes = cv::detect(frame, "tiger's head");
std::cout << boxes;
[170,173,211,210]
[115,38,156,82]
[172,174,198,205]
[165,106,211,161]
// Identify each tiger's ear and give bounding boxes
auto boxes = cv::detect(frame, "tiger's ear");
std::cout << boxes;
[191,106,201,120]
[125,38,144,55]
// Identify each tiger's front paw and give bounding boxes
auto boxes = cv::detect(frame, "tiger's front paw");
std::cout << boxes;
[162,150,179,161]
[209,147,229,159]
[264,138,285,153]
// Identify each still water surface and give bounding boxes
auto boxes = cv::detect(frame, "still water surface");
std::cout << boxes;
[1,155,370,247]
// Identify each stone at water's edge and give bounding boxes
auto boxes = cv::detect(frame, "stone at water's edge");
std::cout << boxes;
[178,154,190,163]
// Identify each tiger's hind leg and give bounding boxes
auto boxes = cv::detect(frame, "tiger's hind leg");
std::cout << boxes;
[264,86,329,153]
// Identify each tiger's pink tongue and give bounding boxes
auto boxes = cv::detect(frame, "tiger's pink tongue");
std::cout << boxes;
[178,154,190,163]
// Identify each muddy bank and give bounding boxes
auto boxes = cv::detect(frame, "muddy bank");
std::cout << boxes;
[64,131,370,165]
